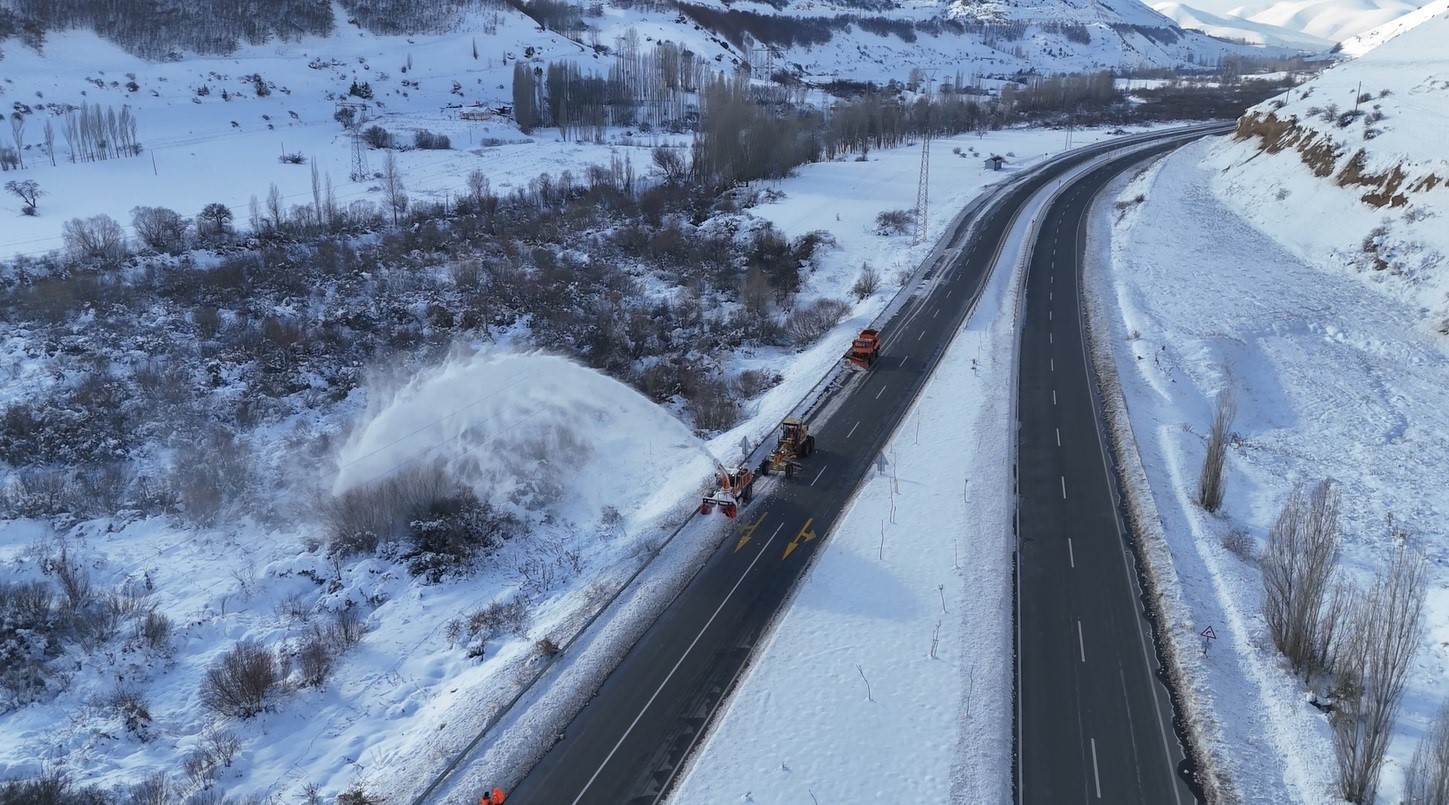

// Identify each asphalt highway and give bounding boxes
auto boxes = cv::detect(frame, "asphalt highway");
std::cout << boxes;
[502,127,1224,805]
[1015,138,1225,804]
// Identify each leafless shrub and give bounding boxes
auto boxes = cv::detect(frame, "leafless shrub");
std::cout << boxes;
[875,208,913,235]
[131,205,189,253]
[1261,480,1342,681]
[275,592,311,624]
[330,605,366,648]
[448,598,529,657]
[296,637,335,688]
[199,640,282,718]
[138,609,173,651]
[0,769,103,804]
[733,368,781,399]
[686,377,739,433]
[324,466,454,555]
[851,262,881,300]
[1197,389,1235,512]
[106,683,153,738]
[785,298,851,346]
[536,636,560,657]
[1332,545,1426,803]
[336,786,384,805]
[1221,528,1256,562]
[49,545,94,615]
[127,772,172,805]
[1406,699,1449,805]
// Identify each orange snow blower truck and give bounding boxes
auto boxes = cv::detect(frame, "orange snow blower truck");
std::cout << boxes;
[844,328,881,371]
[699,464,756,519]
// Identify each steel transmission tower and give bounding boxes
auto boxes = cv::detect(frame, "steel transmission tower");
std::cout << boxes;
[913,110,932,246]
[339,100,369,182]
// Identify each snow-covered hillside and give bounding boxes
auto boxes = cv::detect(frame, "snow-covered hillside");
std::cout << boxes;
[1154,0,1430,44]
[1153,1,1335,48]
[1206,6,1449,332]
[1337,0,1449,54]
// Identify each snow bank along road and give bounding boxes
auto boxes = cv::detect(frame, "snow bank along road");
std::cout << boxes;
[1016,136,1228,804]
[495,126,1226,805]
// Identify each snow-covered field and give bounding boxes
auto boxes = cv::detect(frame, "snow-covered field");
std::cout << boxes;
[1090,134,1449,803]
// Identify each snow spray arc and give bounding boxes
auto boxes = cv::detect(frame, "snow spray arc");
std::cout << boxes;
[331,349,717,525]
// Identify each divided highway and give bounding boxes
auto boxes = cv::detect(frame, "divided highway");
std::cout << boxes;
[497,127,1224,805]
[1015,137,1227,803]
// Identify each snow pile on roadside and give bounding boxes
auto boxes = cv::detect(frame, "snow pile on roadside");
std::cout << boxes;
[1090,137,1449,804]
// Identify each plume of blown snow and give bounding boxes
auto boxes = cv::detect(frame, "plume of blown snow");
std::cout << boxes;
[332,348,716,528]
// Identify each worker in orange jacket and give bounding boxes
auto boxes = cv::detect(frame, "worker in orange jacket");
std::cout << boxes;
[479,788,507,804]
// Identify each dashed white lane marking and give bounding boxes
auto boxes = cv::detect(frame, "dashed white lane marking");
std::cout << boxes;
[1061,477,1067,499]
[847,421,860,439]
[1091,738,1102,799]
[811,466,827,486]
[918,331,925,341]
[1050,358,1055,372]
[933,309,939,319]
[1053,389,1057,405]
[875,385,887,400]
[1068,537,1075,568]
[1056,428,1061,447]
[1078,620,1086,662]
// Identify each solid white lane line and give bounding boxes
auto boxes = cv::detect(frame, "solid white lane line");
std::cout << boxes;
[1091,738,1102,799]
[847,421,860,439]
[571,520,787,804]
[875,385,887,400]
[811,466,827,486]
[1061,477,1067,499]
[1078,620,1086,662]
[1068,537,1075,568]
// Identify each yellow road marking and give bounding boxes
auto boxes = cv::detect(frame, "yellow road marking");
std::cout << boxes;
[734,511,768,553]
[782,517,817,560]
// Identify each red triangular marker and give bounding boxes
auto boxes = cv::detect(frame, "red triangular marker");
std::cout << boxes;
[1200,626,1217,640]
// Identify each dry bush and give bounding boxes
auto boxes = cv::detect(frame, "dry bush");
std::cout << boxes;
[200,640,282,718]
[127,772,172,805]
[448,598,530,658]
[324,466,454,555]
[875,208,913,236]
[1261,480,1342,681]
[1197,389,1235,512]
[296,637,335,688]
[50,545,94,615]
[106,683,152,738]
[851,262,881,300]
[785,298,851,346]
[0,770,105,805]
[1406,699,1449,805]
[1221,528,1256,562]
[733,368,781,399]
[536,636,560,657]
[336,786,384,805]
[686,377,740,433]
[1332,545,1426,803]
[138,609,173,652]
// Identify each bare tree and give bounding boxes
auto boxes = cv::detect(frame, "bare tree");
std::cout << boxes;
[1197,389,1235,512]
[381,151,407,226]
[1261,480,1342,680]
[42,118,55,167]
[1406,699,1449,805]
[4,179,42,214]
[62,214,129,264]
[651,146,687,185]
[131,206,189,253]
[10,113,25,169]
[198,202,233,239]
[1332,545,1426,803]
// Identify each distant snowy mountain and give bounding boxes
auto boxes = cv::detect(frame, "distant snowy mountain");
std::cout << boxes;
[1153,0,1431,43]
[1337,0,1449,53]
[1153,1,1335,48]
[1204,5,1449,325]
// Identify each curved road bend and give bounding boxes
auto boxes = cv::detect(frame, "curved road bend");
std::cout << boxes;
[1016,134,1228,804]
[499,127,1222,805]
